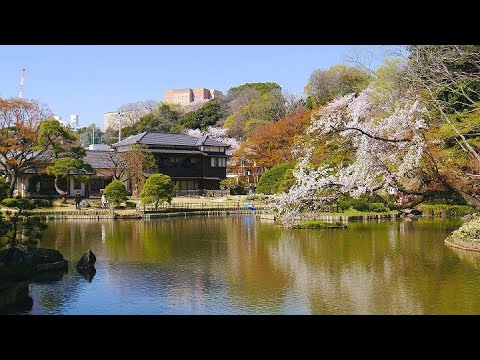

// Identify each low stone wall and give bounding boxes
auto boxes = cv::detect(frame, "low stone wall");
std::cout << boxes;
[30,211,114,220]
[257,214,277,221]
[143,210,261,219]
[312,213,400,222]
[445,238,480,252]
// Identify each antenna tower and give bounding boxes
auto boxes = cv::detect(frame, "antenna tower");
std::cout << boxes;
[19,68,26,98]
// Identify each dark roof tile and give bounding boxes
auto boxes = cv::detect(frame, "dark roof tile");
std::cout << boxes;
[112,131,229,148]
[84,150,117,168]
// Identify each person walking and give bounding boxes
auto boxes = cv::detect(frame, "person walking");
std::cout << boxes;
[75,191,82,210]
[101,193,108,209]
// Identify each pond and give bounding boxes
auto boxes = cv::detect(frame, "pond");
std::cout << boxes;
[7,216,480,314]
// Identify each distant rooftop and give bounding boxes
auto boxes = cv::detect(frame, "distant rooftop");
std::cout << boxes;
[112,131,230,148]
[84,150,117,169]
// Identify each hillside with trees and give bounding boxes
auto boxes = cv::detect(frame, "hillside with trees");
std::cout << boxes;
[274,45,480,221]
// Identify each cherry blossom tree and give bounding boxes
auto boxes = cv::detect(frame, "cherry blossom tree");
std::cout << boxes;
[273,87,428,222]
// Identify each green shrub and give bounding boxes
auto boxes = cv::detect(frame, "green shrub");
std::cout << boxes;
[104,180,130,206]
[447,217,480,243]
[125,201,137,209]
[277,169,296,193]
[32,198,54,208]
[140,173,173,208]
[220,177,247,195]
[257,162,295,195]
[336,194,352,210]
[1,198,35,210]
[368,202,389,212]
[335,193,389,212]
[418,204,476,218]
[0,177,9,201]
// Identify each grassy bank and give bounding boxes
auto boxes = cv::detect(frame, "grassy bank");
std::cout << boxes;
[418,204,476,218]
[316,209,399,217]
[445,217,480,252]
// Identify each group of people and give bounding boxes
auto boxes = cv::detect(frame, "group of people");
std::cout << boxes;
[74,191,109,209]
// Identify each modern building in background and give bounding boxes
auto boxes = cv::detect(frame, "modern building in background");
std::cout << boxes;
[54,114,80,130]
[69,114,80,130]
[164,88,223,106]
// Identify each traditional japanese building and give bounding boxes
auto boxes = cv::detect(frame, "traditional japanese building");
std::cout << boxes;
[11,131,230,198]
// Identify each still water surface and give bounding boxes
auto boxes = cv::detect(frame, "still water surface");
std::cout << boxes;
[14,216,480,314]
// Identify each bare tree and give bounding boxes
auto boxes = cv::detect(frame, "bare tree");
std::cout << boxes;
[403,45,480,165]
[283,91,306,117]
[117,100,158,127]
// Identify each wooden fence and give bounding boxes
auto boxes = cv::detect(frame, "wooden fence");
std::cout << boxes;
[137,203,344,213]
[173,189,230,197]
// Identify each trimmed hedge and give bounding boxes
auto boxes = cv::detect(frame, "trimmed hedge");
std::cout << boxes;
[336,194,390,212]
[257,162,295,195]
[418,204,476,218]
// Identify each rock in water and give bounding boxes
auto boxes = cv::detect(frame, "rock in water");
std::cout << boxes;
[76,250,96,271]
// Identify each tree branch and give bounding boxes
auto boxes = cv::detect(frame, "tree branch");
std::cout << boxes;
[331,127,412,143]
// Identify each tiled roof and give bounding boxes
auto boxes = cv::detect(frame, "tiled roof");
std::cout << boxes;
[84,150,117,169]
[147,149,207,155]
[112,131,229,148]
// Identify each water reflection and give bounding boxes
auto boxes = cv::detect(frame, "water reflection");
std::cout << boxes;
[19,217,480,314]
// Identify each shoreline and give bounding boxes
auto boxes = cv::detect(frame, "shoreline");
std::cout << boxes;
[445,238,480,252]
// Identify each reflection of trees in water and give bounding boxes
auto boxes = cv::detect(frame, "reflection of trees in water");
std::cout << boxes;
[99,217,238,313]
[32,217,480,314]
[224,218,290,313]
[267,226,423,314]
[262,220,480,314]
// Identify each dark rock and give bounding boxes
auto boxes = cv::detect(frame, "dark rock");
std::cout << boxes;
[410,209,423,216]
[36,259,68,272]
[31,248,64,263]
[19,248,64,268]
[79,199,90,208]
[0,248,68,281]
[76,249,96,271]
[31,269,67,283]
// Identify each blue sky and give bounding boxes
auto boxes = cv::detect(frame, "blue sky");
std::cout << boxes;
[0,45,379,130]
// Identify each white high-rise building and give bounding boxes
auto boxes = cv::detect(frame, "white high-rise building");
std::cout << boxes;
[69,114,79,129]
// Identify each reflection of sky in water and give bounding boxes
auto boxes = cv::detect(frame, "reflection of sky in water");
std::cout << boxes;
[18,217,480,314]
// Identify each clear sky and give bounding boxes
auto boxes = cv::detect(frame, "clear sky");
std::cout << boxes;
[0,45,378,130]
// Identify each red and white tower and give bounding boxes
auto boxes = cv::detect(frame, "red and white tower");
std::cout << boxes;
[19,68,25,98]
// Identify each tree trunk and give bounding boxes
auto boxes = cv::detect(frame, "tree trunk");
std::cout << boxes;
[8,172,18,198]
[8,180,15,198]
[54,176,68,203]
[9,210,20,249]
